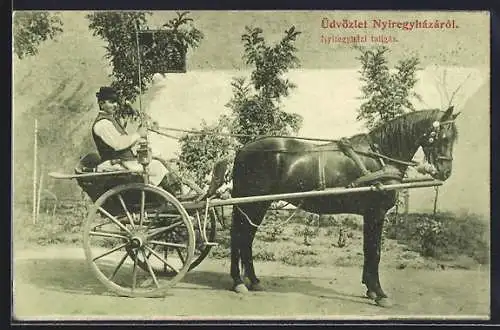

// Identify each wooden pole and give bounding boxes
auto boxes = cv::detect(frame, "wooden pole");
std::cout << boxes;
[36,165,44,223]
[182,180,444,210]
[32,119,38,225]
[433,186,440,216]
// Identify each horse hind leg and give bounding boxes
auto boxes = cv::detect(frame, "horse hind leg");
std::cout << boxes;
[230,205,246,293]
[230,202,270,293]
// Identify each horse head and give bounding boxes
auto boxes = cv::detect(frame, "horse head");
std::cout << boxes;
[420,105,460,181]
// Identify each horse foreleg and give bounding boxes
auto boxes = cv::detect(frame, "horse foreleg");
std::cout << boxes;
[362,208,392,307]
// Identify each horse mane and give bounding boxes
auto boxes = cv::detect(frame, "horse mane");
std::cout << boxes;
[369,109,458,158]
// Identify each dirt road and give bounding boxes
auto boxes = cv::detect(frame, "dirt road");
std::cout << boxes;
[12,245,489,321]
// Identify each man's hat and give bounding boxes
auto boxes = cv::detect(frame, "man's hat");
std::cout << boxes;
[96,86,119,102]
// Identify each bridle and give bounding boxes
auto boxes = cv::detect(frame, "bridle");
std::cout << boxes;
[421,119,456,163]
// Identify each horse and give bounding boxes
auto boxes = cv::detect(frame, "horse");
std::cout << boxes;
[228,106,460,307]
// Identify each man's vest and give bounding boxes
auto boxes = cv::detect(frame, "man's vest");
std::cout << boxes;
[92,112,136,162]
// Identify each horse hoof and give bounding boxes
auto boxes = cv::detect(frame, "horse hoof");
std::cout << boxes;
[249,282,265,291]
[233,283,249,294]
[375,297,393,308]
[366,290,377,300]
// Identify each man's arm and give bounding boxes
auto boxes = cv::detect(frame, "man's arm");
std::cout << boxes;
[93,119,141,151]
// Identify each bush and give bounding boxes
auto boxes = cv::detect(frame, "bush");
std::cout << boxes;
[280,247,320,267]
[341,214,364,231]
[385,212,489,264]
[257,210,285,242]
[13,203,87,247]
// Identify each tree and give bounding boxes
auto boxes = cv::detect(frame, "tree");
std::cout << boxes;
[355,45,422,216]
[356,45,422,130]
[178,26,304,187]
[228,26,303,145]
[86,11,203,103]
[13,11,64,59]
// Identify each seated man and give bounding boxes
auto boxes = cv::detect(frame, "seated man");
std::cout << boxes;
[92,86,169,187]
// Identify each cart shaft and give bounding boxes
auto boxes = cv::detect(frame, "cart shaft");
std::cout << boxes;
[182,179,443,210]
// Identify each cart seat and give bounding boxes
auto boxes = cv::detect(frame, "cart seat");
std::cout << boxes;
[75,152,102,173]
[74,152,142,204]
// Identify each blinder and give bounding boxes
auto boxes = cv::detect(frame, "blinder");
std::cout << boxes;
[421,119,456,162]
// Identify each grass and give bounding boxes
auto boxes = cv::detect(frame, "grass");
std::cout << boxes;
[13,200,490,271]
[384,211,490,265]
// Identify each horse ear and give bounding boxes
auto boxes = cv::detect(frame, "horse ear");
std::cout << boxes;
[441,105,454,120]
[452,112,461,120]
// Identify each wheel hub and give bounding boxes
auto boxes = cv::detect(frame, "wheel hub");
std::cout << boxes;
[129,231,148,248]
[130,237,143,248]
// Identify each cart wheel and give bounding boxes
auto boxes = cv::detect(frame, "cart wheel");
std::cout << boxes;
[188,206,217,271]
[130,206,218,274]
[83,183,195,298]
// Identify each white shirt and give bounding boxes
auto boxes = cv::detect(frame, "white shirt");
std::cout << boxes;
[93,119,140,151]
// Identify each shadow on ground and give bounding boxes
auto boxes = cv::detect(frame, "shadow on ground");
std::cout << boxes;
[14,257,374,307]
[181,271,375,307]
[14,258,110,296]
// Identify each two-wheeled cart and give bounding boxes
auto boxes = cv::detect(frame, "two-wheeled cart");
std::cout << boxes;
[49,154,442,298]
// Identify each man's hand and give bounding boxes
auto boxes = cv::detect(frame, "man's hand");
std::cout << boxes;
[150,120,160,131]
[137,126,148,138]
[415,162,437,175]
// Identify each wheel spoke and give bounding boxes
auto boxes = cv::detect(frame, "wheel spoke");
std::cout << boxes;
[145,245,179,274]
[98,207,132,235]
[92,242,129,262]
[140,190,146,227]
[109,252,129,281]
[132,249,139,291]
[141,249,160,288]
[175,248,186,264]
[149,240,187,249]
[117,194,135,229]
[156,213,183,218]
[93,221,113,230]
[147,221,183,238]
[89,230,128,240]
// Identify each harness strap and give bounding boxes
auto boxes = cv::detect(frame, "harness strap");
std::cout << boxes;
[338,138,371,176]
[348,168,403,188]
[357,150,418,167]
[318,153,326,190]
[338,135,404,188]
[363,133,386,167]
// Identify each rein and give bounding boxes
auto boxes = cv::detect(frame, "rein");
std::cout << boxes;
[150,126,418,167]
[150,125,337,143]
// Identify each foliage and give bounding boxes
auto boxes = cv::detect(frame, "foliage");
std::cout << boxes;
[226,26,303,145]
[385,212,489,264]
[291,213,320,246]
[178,116,238,187]
[356,45,422,130]
[13,201,88,247]
[280,247,320,267]
[13,11,64,59]
[178,25,303,186]
[241,26,301,100]
[86,11,203,102]
[257,210,286,242]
